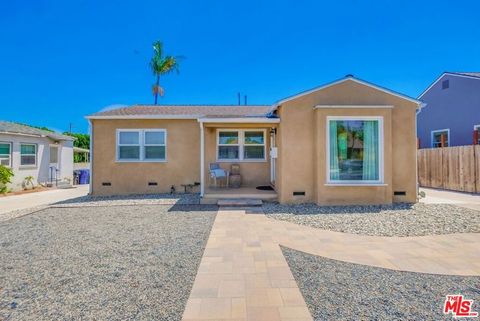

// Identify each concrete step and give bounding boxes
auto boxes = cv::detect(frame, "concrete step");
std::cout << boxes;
[217,199,263,207]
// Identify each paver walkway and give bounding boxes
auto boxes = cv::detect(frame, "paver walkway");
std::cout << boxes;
[183,207,480,321]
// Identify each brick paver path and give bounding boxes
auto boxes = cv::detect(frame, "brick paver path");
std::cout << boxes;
[182,207,480,321]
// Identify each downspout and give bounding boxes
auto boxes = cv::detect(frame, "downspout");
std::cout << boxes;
[88,119,93,195]
[199,121,205,197]
[415,102,427,199]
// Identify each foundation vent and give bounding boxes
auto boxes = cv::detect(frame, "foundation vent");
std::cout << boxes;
[102,182,111,186]
[293,191,305,196]
[394,191,406,196]
[148,182,158,186]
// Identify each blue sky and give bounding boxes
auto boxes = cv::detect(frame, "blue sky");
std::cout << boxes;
[0,0,479,133]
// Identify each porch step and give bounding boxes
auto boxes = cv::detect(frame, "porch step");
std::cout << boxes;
[217,198,263,207]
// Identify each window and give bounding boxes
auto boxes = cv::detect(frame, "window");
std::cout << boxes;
[50,146,58,163]
[327,117,383,183]
[0,142,12,167]
[442,79,449,89]
[217,129,266,161]
[431,129,449,148]
[116,129,166,161]
[474,125,480,145]
[20,144,37,166]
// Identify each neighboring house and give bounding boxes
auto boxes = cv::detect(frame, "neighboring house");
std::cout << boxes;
[0,121,74,191]
[417,72,480,148]
[86,75,422,205]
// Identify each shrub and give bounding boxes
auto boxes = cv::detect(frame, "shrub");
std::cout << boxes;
[0,164,14,194]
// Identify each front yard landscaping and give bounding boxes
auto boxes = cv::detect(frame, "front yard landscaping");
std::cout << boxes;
[265,203,480,236]
[0,204,216,321]
[282,246,480,321]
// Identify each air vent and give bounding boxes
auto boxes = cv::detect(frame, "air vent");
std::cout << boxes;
[293,191,305,196]
[442,79,449,89]
[102,182,111,186]
[148,182,158,186]
[394,191,406,196]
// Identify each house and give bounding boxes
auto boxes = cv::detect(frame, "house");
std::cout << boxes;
[86,75,422,205]
[417,72,480,148]
[0,121,74,191]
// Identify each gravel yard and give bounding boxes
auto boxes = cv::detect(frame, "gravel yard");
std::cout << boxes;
[282,247,480,321]
[265,203,480,236]
[0,204,216,321]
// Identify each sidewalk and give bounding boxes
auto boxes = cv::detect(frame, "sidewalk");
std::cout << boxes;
[0,185,89,215]
[420,187,480,211]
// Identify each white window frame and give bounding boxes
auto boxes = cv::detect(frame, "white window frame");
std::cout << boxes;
[326,116,384,185]
[0,141,12,167]
[431,128,450,148]
[116,129,167,162]
[216,129,267,162]
[20,143,37,167]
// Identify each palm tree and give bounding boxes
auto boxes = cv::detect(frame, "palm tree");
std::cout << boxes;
[149,41,181,104]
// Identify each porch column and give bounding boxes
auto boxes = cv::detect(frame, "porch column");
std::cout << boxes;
[199,122,205,197]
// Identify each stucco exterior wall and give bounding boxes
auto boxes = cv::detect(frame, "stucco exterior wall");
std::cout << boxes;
[417,74,480,148]
[277,79,418,205]
[91,119,201,196]
[0,134,73,191]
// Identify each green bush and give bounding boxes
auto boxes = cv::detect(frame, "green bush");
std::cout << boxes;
[0,164,14,194]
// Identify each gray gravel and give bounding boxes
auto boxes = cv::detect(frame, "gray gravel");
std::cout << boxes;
[52,193,201,207]
[282,246,480,321]
[264,203,480,236]
[0,204,216,321]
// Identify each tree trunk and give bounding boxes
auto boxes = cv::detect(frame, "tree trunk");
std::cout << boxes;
[154,75,160,105]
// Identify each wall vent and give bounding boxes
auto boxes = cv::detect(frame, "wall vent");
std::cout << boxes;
[102,182,111,186]
[442,79,449,89]
[148,182,158,186]
[293,191,305,196]
[394,191,406,196]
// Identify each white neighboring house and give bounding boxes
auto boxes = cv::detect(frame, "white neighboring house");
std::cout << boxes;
[0,121,74,191]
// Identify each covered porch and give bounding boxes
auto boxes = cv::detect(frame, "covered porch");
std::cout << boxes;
[198,117,279,202]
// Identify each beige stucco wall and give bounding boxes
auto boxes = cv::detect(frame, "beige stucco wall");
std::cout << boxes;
[91,119,201,195]
[203,124,274,187]
[91,120,275,195]
[276,79,418,205]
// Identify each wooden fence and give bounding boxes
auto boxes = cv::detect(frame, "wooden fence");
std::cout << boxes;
[417,145,480,193]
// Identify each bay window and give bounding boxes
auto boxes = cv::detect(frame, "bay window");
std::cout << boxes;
[117,129,166,162]
[217,129,266,161]
[327,117,383,183]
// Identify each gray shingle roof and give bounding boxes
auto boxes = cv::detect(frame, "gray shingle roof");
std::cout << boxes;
[0,121,74,141]
[88,105,272,118]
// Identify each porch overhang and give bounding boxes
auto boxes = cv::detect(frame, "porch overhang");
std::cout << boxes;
[197,117,280,124]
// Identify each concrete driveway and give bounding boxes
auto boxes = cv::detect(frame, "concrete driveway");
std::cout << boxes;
[420,187,480,211]
[0,185,89,215]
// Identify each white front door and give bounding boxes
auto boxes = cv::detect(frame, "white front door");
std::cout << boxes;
[49,145,60,182]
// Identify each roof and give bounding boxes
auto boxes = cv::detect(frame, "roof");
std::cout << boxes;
[73,146,90,153]
[87,105,272,119]
[418,72,480,98]
[0,121,74,141]
[272,75,423,111]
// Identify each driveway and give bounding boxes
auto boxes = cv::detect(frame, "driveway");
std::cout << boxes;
[420,187,480,211]
[0,185,89,217]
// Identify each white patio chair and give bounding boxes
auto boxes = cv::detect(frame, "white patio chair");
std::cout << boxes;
[209,163,229,188]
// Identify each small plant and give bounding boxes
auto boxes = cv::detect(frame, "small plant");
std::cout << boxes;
[23,176,35,190]
[0,164,14,194]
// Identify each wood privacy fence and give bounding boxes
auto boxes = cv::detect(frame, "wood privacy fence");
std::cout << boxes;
[417,145,480,193]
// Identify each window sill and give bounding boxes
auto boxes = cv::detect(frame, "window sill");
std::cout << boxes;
[324,183,387,187]
[115,160,167,163]
[19,166,37,169]
[216,159,267,163]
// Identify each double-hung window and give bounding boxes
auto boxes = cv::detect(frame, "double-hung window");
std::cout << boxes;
[431,129,449,148]
[20,143,37,166]
[217,129,266,161]
[0,142,12,167]
[327,117,383,184]
[117,129,166,162]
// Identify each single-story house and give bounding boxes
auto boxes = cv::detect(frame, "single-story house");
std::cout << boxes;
[0,121,74,191]
[86,75,423,205]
